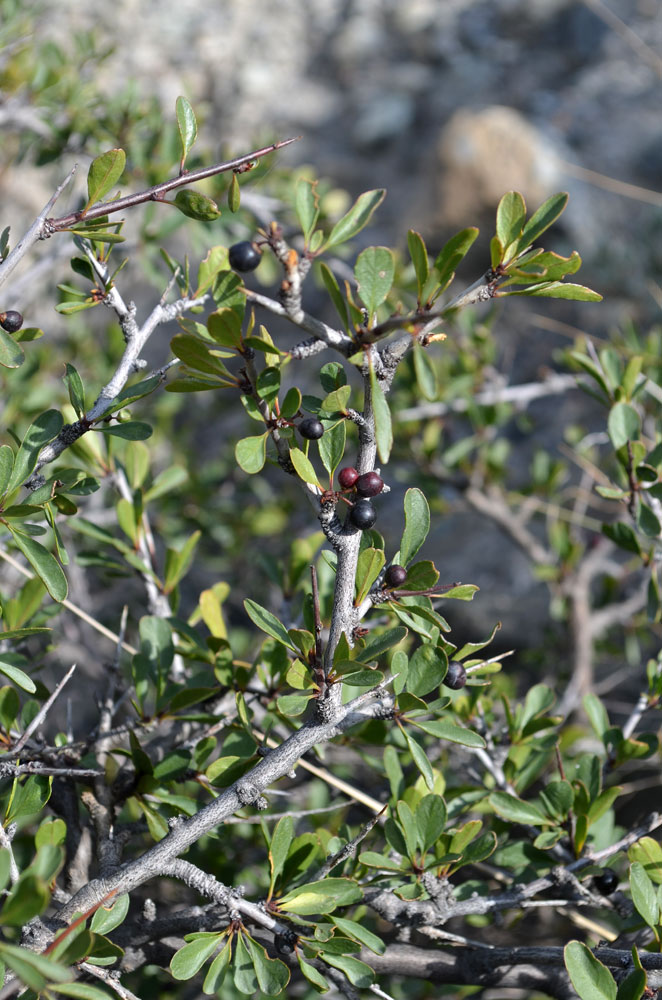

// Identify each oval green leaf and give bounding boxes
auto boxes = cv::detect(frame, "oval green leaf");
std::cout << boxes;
[176,95,198,165]
[86,148,126,208]
[8,527,67,602]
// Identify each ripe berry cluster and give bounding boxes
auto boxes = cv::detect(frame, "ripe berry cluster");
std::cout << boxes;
[337,465,384,531]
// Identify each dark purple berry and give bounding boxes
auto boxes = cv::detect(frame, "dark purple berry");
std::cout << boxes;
[0,310,23,333]
[594,868,618,895]
[384,564,407,588]
[299,417,324,440]
[444,661,467,690]
[349,499,377,530]
[228,241,262,272]
[355,471,384,498]
[338,466,359,490]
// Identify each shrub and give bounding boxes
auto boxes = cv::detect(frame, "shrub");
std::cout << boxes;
[0,96,660,1000]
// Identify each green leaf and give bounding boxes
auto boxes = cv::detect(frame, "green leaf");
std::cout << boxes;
[0,658,36,693]
[228,173,241,212]
[583,693,610,742]
[7,527,67,602]
[322,189,386,252]
[244,599,297,652]
[70,227,125,245]
[602,521,642,555]
[412,719,485,748]
[359,626,408,662]
[406,644,447,697]
[517,191,568,251]
[628,837,662,884]
[402,727,434,790]
[7,409,63,494]
[1,873,49,925]
[630,861,659,927]
[0,328,24,369]
[297,955,329,992]
[433,227,479,293]
[496,192,526,253]
[320,952,374,988]
[400,488,430,565]
[539,780,574,820]
[233,931,257,994]
[638,502,660,538]
[295,177,320,244]
[412,345,438,401]
[52,985,115,1000]
[358,850,407,871]
[489,791,548,826]
[0,942,70,991]
[319,262,349,330]
[290,446,322,487]
[0,444,14,495]
[86,148,126,208]
[235,434,267,474]
[90,893,129,935]
[171,934,223,980]
[519,683,556,733]
[442,584,478,601]
[407,230,429,302]
[608,402,641,450]
[176,95,198,166]
[246,936,290,996]
[278,877,362,915]
[355,547,385,605]
[354,246,395,316]
[172,189,221,222]
[5,774,52,823]
[503,281,602,302]
[416,794,447,853]
[564,940,617,1000]
[318,420,345,480]
[202,938,231,994]
[616,968,647,1000]
[269,816,294,895]
[97,421,153,440]
[330,916,385,955]
[369,366,393,464]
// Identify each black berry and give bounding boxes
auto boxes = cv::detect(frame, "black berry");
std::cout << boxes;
[384,564,407,588]
[444,661,467,690]
[594,868,619,895]
[349,499,377,530]
[299,417,324,440]
[228,241,262,272]
[0,310,23,333]
[356,471,384,498]
[338,466,359,490]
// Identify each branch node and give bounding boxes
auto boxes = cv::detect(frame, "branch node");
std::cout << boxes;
[236,781,260,806]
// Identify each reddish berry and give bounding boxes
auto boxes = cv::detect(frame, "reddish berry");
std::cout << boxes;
[356,471,384,497]
[338,467,359,489]
[228,241,261,272]
[299,417,324,440]
[594,868,618,895]
[384,564,407,588]
[444,661,467,690]
[0,310,23,333]
[349,499,376,530]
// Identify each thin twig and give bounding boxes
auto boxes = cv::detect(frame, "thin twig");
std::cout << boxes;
[12,663,77,754]
[0,166,77,289]
[50,138,301,230]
